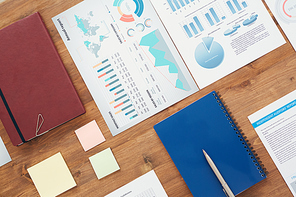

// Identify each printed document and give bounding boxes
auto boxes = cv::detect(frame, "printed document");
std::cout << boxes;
[105,170,168,197]
[52,0,198,136]
[150,0,285,88]
[52,0,285,136]
[248,90,296,196]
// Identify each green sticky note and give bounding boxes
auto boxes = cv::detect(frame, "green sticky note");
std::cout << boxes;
[27,152,76,197]
[89,147,120,179]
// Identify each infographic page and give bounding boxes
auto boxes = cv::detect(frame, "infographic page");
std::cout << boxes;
[52,0,198,135]
[150,0,286,88]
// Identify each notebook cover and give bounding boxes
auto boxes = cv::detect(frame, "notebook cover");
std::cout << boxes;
[0,12,85,146]
[154,91,266,196]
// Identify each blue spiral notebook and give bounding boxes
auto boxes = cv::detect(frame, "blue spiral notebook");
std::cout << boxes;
[154,91,266,196]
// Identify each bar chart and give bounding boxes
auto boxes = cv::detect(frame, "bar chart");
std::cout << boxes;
[224,0,248,14]
[91,55,141,127]
[181,16,204,38]
[167,0,195,12]
[201,3,226,27]
[180,2,225,38]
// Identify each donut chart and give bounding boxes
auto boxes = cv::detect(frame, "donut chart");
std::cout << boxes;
[276,0,296,23]
[113,0,144,22]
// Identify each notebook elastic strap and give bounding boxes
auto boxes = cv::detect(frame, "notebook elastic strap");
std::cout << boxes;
[0,88,26,143]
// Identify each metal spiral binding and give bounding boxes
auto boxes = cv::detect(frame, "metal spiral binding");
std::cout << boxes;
[213,91,268,177]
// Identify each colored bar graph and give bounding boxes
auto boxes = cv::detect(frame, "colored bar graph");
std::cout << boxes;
[93,59,108,68]
[125,109,135,116]
[167,0,176,12]
[233,0,242,11]
[173,0,181,9]
[105,79,119,87]
[242,1,247,8]
[105,74,117,82]
[114,89,124,95]
[109,84,122,92]
[193,16,204,32]
[98,69,114,78]
[189,23,198,35]
[110,94,127,104]
[205,13,214,26]
[178,0,185,7]
[226,1,236,14]
[183,25,192,38]
[130,114,138,120]
[114,99,130,108]
[97,64,111,72]
[209,8,220,23]
[115,104,133,114]
[122,104,133,111]
[185,0,189,4]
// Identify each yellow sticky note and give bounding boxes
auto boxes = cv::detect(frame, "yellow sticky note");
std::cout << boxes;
[27,152,76,197]
[89,148,120,179]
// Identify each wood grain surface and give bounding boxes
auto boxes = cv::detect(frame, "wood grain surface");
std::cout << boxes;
[0,0,294,196]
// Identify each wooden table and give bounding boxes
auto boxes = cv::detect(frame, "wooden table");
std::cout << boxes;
[0,0,294,196]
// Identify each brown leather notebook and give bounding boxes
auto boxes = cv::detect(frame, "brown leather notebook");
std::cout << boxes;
[0,12,85,146]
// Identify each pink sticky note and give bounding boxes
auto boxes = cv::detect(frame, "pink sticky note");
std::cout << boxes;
[75,120,105,151]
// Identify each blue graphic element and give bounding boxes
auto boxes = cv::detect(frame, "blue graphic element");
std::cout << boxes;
[178,0,185,7]
[243,14,258,26]
[75,15,88,34]
[134,0,144,17]
[127,28,135,37]
[193,17,204,31]
[140,29,191,91]
[84,41,91,47]
[189,23,198,35]
[183,25,193,38]
[252,99,296,128]
[203,37,214,51]
[167,0,176,12]
[242,1,247,8]
[195,37,224,69]
[99,35,108,41]
[205,13,214,26]
[224,24,240,36]
[233,0,242,11]
[173,0,181,9]
[210,8,220,23]
[113,0,144,18]
[222,16,226,20]
[125,109,135,116]
[226,1,236,14]
[113,0,124,6]
[185,0,190,4]
[97,64,111,72]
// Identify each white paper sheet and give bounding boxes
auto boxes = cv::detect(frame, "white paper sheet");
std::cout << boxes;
[105,170,168,197]
[52,0,198,136]
[248,90,296,196]
[0,136,11,167]
[265,0,296,51]
[149,0,286,88]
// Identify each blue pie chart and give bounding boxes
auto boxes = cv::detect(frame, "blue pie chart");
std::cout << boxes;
[194,37,224,69]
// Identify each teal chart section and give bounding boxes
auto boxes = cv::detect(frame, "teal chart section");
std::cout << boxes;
[195,37,224,69]
[140,29,191,91]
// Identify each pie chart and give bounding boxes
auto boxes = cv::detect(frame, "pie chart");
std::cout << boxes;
[194,37,224,69]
